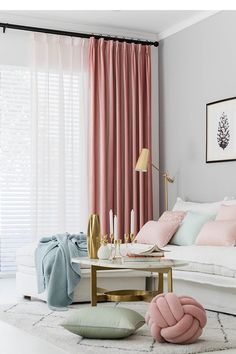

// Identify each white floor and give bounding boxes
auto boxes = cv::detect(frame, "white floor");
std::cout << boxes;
[0,278,236,354]
[0,277,68,354]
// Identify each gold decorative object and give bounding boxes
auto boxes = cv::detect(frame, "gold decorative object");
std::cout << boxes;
[87,214,101,259]
[101,234,108,243]
[135,148,174,211]
[130,233,135,243]
[124,233,129,243]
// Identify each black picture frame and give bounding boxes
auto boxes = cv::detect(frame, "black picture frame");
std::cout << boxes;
[206,96,236,163]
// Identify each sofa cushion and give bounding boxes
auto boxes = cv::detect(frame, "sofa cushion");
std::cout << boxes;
[216,205,236,221]
[16,242,38,267]
[223,199,236,206]
[164,244,236,278]
[172,197,225,214]
[195,220,236,246]
[135,212,186,247]
[170,211,215,246]
[16,242,91,269]
[135,220,179,247]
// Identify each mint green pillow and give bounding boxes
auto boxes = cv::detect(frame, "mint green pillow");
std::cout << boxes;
[170,211,216,246]
[61,307,145,339]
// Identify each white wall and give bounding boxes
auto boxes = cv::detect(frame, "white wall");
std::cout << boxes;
[159,11,236,211]
[0,29,31,66]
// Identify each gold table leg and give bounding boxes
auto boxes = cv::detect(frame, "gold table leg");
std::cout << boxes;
[168,268,173,292]
[91,265,97,306]
[157,272,164,293]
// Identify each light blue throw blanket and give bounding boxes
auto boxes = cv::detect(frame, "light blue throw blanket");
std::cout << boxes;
[35,233,87,311]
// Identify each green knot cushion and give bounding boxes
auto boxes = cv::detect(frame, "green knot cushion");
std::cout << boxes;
[61,307,145,339]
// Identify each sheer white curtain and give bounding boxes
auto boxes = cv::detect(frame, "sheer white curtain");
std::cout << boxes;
[30,33,90,239]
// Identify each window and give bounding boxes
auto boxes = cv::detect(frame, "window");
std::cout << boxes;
[0,66,31,273]
[0,66,88,273]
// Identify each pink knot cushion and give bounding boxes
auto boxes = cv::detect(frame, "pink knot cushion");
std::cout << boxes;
[145,293,207,344]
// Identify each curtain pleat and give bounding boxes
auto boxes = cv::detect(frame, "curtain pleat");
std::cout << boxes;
[89,37,153,237]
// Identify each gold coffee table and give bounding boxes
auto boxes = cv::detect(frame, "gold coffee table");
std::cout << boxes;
[72,257,187,306]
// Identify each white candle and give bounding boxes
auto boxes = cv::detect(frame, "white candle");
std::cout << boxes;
[109,209,113,235]
[130,209,134,234]
[114,215,118,240]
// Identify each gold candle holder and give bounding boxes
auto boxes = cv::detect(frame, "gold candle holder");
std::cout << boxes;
[109,233,114,259]
[110,233,114,244]
[130,233,135,243]
[124,233,129,244]
[113,239,122,259]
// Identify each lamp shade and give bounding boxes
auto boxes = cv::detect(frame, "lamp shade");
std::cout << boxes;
[135,148,149,172]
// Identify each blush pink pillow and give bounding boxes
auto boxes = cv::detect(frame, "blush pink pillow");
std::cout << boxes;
[135,212,186,247]
[195,220,236,246]
[216,204,236,221]
[135,221,179,247]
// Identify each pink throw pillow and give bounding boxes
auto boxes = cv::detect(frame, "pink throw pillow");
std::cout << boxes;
[135,220,179,247]
[216,204,236,221]
[135,212,186,247]
[195,220,236,246]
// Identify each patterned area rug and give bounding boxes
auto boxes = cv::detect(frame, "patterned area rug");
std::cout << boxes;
[0,300,236,354]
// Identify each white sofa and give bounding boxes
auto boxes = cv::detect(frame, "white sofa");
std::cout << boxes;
[16,241,236,315]
[165,244,236,315]
[16,242,150,303]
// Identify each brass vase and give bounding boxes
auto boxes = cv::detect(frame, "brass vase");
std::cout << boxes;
[87,214,101,259]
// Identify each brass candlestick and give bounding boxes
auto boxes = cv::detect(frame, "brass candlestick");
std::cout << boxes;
[130,233,135,243]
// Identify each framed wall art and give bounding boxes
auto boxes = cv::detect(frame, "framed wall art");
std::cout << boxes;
[206,96,236,163]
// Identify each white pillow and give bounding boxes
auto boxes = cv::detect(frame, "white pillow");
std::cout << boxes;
[223,199,236,206]
[172,197,227,215]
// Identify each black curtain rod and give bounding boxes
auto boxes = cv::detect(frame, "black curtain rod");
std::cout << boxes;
[0,22,159,47]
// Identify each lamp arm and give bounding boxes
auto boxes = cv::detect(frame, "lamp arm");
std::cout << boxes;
[151,163,174,183]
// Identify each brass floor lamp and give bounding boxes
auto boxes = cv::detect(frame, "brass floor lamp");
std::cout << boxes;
[135,148,174,211]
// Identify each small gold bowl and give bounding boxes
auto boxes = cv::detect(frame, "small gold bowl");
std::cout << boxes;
[104,289,152,302]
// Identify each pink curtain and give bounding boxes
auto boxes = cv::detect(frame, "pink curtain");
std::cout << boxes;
[89,37,153,237]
